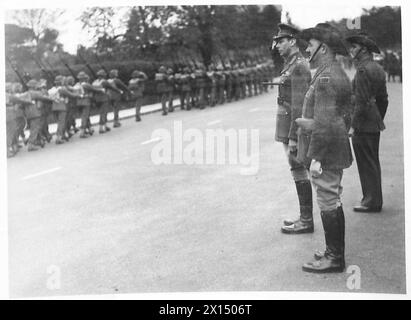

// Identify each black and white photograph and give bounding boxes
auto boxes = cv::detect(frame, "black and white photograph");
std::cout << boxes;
[1,0,408,300]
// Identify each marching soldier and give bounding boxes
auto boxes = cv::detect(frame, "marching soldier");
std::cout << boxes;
[245,63,253,98]
[345,32,388,213]
[216,64,226,105]
[155,66,169,115]
[179,67,192,110]
[174,68,183,110]
[297,23,353,273]
[38,79,53,144]
[195,65,207,109]
[189,66,197,109]
[128,69,148,122]
[12,83,28,149]
[269,24,313,235]
[207,63,218,107]
[107,69,129,128]
[232,64,241,101]
[224,65,233,103]
[92,69,121,133]
[23,79,55,151]
[166,68,175,112]
[48,75,82,144]
[239,63,247,99]
[64,76,80,139]
[73,71,102,137]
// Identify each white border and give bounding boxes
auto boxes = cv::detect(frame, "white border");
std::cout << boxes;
[1,0,409,300]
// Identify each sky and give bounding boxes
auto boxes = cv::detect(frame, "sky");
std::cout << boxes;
[2,0,386,54]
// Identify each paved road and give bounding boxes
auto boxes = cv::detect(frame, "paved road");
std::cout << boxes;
[7,81,405,297]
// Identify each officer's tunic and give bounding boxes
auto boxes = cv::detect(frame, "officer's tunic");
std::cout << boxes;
[275,51,311,146]
[297,60,353,211]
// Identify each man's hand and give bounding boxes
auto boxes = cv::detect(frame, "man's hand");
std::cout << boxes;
[348,127,354,137]
[288,139,297,154]
[310,159,322,178]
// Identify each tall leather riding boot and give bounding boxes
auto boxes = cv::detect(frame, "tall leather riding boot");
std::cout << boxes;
[302,208,345,273]
[281,180,314,234]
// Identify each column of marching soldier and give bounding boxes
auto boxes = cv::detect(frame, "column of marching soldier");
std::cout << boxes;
[5,59,275,157]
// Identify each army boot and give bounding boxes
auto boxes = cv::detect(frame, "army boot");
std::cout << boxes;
[281,180,314,234]
[135,115,141,122]
[79,129,88,138]
[27,143,40,152]
[113,121,121,128]
[104,125,111,132]
[55,135,65,144]
[99,125,106,134]
[302,208,345,273]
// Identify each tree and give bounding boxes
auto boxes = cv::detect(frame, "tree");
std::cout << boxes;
[10,9,65,45]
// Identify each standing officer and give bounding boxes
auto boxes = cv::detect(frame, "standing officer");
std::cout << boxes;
[270,24,313,234]
[297,23,353,273]
[128,69,148,122]
[345,32,388,213]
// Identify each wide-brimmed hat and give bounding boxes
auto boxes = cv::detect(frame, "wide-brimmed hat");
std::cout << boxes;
[300,23,348,56]
[345,32,380,53]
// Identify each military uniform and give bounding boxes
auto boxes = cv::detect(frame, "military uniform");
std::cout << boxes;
[23,80,55,151]
[74,71,101,137]
[216,65,226,104]
[155,66,169,115]
[207,65,218,107]
[107,69,128,127]
[270,24,313,235]
[346,33,388,212]
[298,23,353,273]
[48,75,81,144]
[179,68,192,110]
[92,70,118,133]
[128,70,148,121]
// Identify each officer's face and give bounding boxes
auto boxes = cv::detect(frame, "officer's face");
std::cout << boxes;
[349,43,363,59]
[276,38,292,57]
[306,39,323,65]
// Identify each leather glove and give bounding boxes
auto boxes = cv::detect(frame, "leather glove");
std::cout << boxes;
[310,159,322,178]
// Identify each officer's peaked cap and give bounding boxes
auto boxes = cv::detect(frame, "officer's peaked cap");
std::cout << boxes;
[273,23,300,41]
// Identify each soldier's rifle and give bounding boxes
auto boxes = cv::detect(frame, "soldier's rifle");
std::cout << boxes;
[30,54,55,86]
[94,53,110,75]
[6,56,28,91]
[77,51,97,80]
[58,53,79,82]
